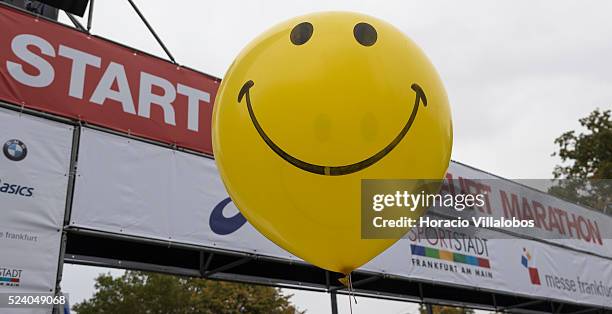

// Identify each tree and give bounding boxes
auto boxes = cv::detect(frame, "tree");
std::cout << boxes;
[72,271,303,314]
[550,108,611,212]
[418,304,475,314]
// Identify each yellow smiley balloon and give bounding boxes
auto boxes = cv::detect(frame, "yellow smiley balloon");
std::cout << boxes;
[213,12,452,274]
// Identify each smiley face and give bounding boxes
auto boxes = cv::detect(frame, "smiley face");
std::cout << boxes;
[239,79,427,176]
[213,12,452,274]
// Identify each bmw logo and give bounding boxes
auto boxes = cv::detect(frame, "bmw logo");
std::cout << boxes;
[3,139,27,161]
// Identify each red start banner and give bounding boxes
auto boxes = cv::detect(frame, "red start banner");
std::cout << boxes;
[0,5,220,154]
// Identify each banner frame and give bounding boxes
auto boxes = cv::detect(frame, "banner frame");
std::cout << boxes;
[0,103,75,313]
[63,226,610,313]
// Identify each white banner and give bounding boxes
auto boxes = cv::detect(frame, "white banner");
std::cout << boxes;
[365,227,612,308]
[0,107,73,313]
[70,127,295,261]
[443,163,612,259]
[70,127,612,308]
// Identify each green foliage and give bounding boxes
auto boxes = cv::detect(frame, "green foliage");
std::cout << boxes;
[417,304,475,314]
[553,109,612,180]
[550,108,611,212]
[72,271,303,314]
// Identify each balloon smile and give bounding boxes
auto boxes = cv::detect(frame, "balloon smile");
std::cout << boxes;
[238,80,428,176]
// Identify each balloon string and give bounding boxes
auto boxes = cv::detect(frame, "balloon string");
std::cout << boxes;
[350,273,357,304]
[348,293,352,314]
[348,273,357,313]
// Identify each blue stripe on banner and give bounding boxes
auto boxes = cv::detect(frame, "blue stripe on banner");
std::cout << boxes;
[410,244,426,256]
[465,255,478,266]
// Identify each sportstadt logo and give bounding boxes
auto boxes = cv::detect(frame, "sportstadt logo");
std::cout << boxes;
[0,267,22,288]
[521,247,541,285]
[3,139,27,161]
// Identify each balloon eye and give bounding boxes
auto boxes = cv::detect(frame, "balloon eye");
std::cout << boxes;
[354,22,377,46]
[290,22,314,45]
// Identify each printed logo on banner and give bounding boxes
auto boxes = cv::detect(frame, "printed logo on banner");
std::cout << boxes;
[209,197,247,235]
[524,247,612,300]
[521,247,541,285]
[0,178,35,197]
[407,227,493,279]
[0,267,22,287]
[0,5,219,154]
[410,244,491,269]
[3,139,27,161]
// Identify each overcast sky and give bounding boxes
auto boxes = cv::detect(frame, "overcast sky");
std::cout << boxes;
[58,0,612,313]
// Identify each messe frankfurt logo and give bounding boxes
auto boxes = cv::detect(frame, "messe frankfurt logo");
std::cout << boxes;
[3,139,27,161]
[521,248,540,285]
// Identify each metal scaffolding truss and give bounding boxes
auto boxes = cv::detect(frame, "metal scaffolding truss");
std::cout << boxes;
[63,226,610,314]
